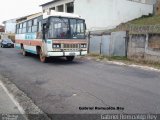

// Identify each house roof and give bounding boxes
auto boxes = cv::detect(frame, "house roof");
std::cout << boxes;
[3,18,17,24]
[40,0,61,7]
[16,12,42,23]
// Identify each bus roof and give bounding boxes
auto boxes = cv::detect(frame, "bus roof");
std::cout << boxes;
[43,10,83,19]
[16,11,83,24]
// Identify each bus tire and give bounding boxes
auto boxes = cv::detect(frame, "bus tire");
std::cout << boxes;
[39,48,47,63]
[66,56,75,61]
[22,46,27,56]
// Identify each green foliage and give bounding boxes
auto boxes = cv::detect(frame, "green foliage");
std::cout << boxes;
[128,15,160,25]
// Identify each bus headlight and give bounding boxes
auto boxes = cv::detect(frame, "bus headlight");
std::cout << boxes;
[81,44,87,48]
[53,44,61,48]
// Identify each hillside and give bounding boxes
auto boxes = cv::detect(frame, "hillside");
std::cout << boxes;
[128,15,160,25]
[114,15,160,34]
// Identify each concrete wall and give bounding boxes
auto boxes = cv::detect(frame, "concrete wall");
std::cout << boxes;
[74,0,153,30]
[128,34,160,63]
[128,35,146,60]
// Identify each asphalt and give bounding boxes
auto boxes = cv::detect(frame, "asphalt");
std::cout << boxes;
[0,82,20,114]
[0,47,160,117]
[0,79,26,120]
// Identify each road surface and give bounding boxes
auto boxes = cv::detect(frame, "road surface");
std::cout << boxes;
[0,47,160,116]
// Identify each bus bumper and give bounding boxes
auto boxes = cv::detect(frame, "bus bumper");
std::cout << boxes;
[47,51,87,57]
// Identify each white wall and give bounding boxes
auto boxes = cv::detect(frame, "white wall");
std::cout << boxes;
[4,19,16,34]
[112,0,153,26]
[42,0,74,12]
[5,22,16,33]
[74,0,153,31]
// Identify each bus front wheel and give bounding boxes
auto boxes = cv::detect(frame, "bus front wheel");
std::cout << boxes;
[39,49,47,63]
[66,56,75,61]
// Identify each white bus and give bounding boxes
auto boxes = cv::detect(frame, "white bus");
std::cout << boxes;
[15,11,87,62]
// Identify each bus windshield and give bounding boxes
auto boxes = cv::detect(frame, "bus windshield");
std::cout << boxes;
[48,17,86,39]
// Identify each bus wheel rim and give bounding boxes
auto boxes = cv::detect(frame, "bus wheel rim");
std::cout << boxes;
[40,51,46,62]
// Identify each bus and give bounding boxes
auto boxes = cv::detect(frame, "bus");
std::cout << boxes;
[15,11,87,62]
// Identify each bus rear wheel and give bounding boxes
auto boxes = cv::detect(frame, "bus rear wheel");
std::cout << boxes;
[39,48,47,63]
[66,56,75,61]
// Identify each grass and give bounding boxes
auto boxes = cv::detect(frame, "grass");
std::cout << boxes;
[128,15,160,25]
[108,56,128,61]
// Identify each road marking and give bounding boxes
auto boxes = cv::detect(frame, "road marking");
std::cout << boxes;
[0,81,26,115]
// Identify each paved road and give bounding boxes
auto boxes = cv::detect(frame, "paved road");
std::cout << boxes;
[0,47,160,115]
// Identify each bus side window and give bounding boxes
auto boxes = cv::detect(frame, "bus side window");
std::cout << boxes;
[22,22,27,33]
[32,19,37,32]
[16,24,19,34]
[19,23,22,34]
[27,20,32,33]
[37,21,42,39]
[38,21,42,32]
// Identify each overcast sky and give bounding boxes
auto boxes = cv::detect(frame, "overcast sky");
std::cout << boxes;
[0,0,50,24]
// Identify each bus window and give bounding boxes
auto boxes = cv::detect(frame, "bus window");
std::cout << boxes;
[20,23,23,29]
[22,22,27,33]
[70,19,85,39]
[16,24,19,34]
[32,19,37,32]
[48,17,69,39]
[27,20,32,33]
[38,21,42,32]
[19,29,22,34]
[18,23,22,34]
[37,21,42,39]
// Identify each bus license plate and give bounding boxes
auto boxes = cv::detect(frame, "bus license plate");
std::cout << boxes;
[69,52,76,56]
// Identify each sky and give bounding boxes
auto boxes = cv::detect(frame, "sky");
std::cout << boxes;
[0,0,51,25]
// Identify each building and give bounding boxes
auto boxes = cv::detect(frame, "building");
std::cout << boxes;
[40,0,154,31]
[41,0,74,13]
[3,19,17,34]
[0,25,5,40]
[0,25,4,33]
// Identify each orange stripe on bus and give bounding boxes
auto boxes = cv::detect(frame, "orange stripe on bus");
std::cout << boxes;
[15,40,42,46]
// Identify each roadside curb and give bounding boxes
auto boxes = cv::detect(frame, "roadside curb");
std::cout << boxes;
[86,57,160,72]
[0,81,26,115]
[104,61,160,72]
[0,75,51,120]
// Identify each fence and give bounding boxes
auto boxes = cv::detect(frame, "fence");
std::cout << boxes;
[88,31,128,57]
[88,24,160,63]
